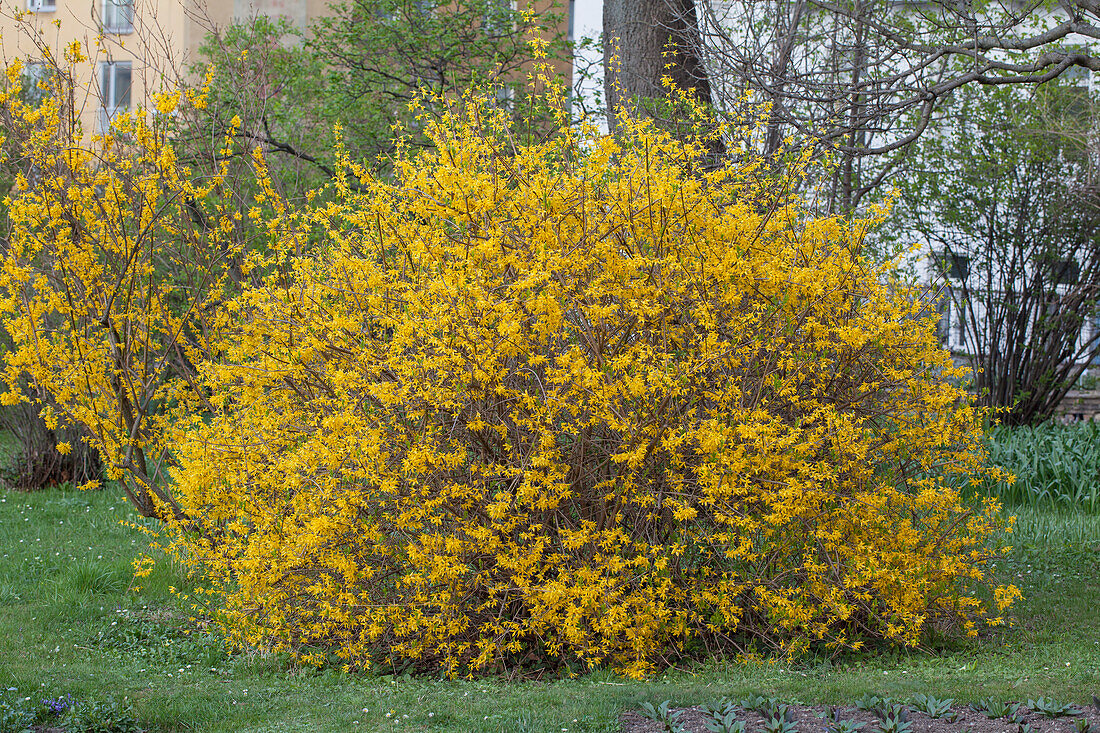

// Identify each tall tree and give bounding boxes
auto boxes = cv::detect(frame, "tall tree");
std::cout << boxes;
[179,1,571,191]
[602,0,725,166]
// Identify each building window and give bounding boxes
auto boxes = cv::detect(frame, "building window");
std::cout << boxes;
[97,61,132,131]
[954,303,966,350]
[102,0,135,34]
[935,249,970,281]
[27,0,56,10]
[22,62,51,105]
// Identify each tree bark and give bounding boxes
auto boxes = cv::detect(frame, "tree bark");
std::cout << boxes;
[602,0,715,118]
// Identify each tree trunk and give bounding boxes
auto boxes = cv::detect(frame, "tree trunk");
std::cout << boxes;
[602,0,716,119]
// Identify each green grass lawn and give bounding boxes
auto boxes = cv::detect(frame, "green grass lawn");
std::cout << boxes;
[0,486,1097,733]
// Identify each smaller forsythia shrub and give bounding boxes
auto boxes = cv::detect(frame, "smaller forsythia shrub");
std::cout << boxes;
[0,46,252,518]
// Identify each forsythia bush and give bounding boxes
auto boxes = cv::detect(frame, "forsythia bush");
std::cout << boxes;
[0,49,1017,677]
[170,97,1017,676]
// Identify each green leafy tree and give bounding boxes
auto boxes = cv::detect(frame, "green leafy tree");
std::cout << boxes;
[893,84,1100,425]
[181,1,570,192]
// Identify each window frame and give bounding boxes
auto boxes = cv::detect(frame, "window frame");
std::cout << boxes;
[22,61,52,105]
[97,60,133,131]
[102,0,135,34]
[27,0,57,11]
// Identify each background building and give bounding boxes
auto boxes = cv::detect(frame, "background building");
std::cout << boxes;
[1,0,574,136]
[0,1,336,134]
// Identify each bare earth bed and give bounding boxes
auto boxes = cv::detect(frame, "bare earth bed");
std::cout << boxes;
[622,702,1100,733]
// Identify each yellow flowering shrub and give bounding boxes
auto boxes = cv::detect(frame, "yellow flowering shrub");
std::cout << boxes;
[0,43,1017,676]
[0,47,249,518]
[168,95,1016,677]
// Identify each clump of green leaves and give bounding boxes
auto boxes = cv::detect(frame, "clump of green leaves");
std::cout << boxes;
[639,700,686,733]
[873,704,911,733]
[0,694,36,733]
[873,703,908,721]
[828,721,867,733]
[911,693,955,720]
[855,695,891,712]
[0,690,140,733]
[703,699,744,733]
[971,698,1022,720]
[1028,697,1083,718]
[762,704,798,733]
[1073,719,1095,733]
[704,710,746,733]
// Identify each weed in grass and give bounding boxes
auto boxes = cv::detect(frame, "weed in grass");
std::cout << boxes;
[910,694,955,720]
[0,694,36,733]
[0,582,19,604]
[0,690,139,733]
[1029,696,1084,718]
[67,695,142,733]
[1075,719,1096,733]
[63,559,130,595]
[970,698,1022,719]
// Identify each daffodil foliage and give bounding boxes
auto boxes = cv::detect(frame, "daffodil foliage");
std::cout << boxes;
[0,52,1017,677]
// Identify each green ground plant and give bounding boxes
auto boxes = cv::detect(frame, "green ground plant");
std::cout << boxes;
[910,694,955,719]
[1028,697,1083,718]
[979,422,1100,510]
[970,698,1021,720]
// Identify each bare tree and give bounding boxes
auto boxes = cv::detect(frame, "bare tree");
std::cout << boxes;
[687,0,1100,210]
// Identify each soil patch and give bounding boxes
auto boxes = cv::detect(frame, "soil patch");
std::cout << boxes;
[621,701,1100,733]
